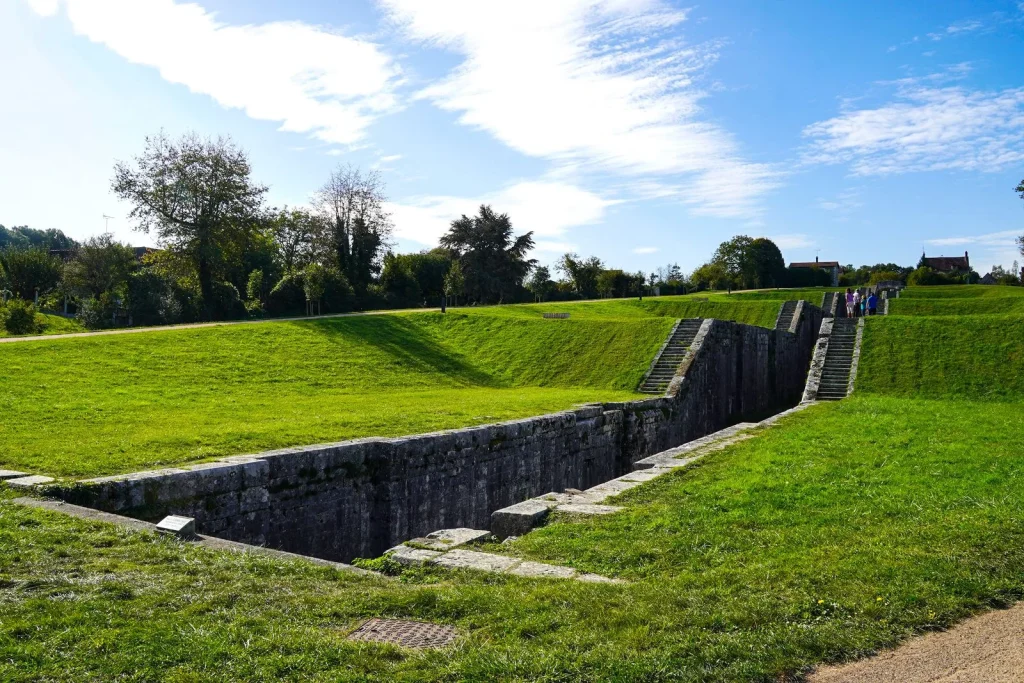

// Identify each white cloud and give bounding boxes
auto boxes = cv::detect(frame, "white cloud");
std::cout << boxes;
[387,180,617,247]
[804,84,1024,175]
[535,241,579,254]
[769,234,815,250]
[28,0,402,145]
[633,246,659,254]
[379,154,403,163]
[817,188,862,213]
[381,0,779,218]
[26,0,59,16]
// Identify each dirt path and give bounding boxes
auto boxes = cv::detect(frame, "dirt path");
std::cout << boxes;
[0,307,440,344]
[809,603,1024,682]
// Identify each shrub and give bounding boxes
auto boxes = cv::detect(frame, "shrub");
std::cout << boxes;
[76,294,119,329]
[1,298,42,335]
[907,267,952,286]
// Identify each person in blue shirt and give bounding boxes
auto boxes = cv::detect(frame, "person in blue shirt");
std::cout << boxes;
[867,292,878,315]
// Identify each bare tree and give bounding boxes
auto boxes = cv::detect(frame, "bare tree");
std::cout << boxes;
[313,164,393,294]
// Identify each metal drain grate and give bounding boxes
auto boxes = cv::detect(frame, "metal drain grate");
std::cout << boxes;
[347,618,458,649]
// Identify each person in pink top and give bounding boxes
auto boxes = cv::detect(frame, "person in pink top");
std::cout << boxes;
[845,288,854,317]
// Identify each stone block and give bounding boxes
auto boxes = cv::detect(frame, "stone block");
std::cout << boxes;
[5,475,54,488]
[556,504,621,515]
[491,500,553,539]
[0,470,28,480]
[431,549,520,573]
[387,545,442,566]
[505,561,576,579]
[409,528,491,551]
[155,515,196,539]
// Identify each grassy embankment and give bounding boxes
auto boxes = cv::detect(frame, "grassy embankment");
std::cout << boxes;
[17,287,1013,680]
[0,311,84,338]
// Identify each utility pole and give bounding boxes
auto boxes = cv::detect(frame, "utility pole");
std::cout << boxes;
[103,214,114,235]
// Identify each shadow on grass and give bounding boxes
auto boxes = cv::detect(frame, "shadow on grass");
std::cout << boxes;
[288,314,502,388]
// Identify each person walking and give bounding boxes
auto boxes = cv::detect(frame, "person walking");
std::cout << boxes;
[852,289,862,318]
[867,291,878,315]
[845,288,854,317]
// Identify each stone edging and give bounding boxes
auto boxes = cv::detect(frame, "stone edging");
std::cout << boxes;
[847,317,866,396]
[801,317,834,403]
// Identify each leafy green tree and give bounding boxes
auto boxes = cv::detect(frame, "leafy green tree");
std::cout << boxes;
[388,250,451,301]
[269,207,323,273]
[526,266,556,302]
[439,205,535,304]
[111,131,267,320]
[62,234,138,300]
[303,263,326,315]
[596,269,630,298]
[0,248,62,300]
[556,253,603,299]
[443,260,465,306]
[690,261,732,291]
[0,225,77,251]
[380,253,422,308]
[749,238,786,288]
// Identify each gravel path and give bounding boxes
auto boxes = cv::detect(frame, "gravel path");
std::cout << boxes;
[810,603,1024,682]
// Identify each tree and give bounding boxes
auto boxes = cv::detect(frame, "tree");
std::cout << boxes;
[314,165,393,295]
[0,225,77,251]
[439,205,535,304]
[303,263,326,315]
[0,248,62,300]
[690,261,732,291]
[556,253,604,299]
[526,266,556,302]
[62,234,137,300]
[443,260,465,306]
[711,235,753,288]
[379,252,422,308]
[596,269,630,298]
[270,207,322,273]
[112,132,267,320]
[748,238,785,288]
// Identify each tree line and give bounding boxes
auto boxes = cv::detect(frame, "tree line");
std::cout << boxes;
[3,138,1023,335]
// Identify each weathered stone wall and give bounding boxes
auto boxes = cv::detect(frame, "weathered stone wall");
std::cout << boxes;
[65,304,822,563]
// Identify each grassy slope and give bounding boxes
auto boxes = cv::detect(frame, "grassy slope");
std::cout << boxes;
[5,397,1024,681]
[0,313,671,477]
[0,312,84,339]
[888,296,1024,316]
[899,284,1024,298]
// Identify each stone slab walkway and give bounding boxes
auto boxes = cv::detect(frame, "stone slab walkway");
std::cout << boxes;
[810,603,1024,682]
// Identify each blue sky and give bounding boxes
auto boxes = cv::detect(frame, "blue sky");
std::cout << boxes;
[3,0,1024,276]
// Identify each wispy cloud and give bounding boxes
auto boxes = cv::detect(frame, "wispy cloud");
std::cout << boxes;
[380,1,779,219]
[28,0,403,145]
[387,180,617,247]
[769,234,815,250]
[927,18,984,41]
[632,246,659,254]
[803,78,1024,175]
[817,188,862,214]
[927,230,1019,247]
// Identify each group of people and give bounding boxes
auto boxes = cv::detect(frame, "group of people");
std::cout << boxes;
[845,288,878,317]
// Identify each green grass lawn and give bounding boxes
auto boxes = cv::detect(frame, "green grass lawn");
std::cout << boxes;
[858,314,1024,400]
[0,312,667,478]
[899,284,1024,298]
[5,395,1024,681]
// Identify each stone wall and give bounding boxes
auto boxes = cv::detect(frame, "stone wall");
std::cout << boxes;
[63,303,822,563]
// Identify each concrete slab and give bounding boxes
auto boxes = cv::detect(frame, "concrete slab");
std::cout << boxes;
[431,549,521,573]
[0,470,28,480]
[506,561,577,579]
[5,475,54,488]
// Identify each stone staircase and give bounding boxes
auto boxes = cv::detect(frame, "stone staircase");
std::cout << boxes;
[638,319,704,395]
[816,318,858,400]
[775,300,798,330]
